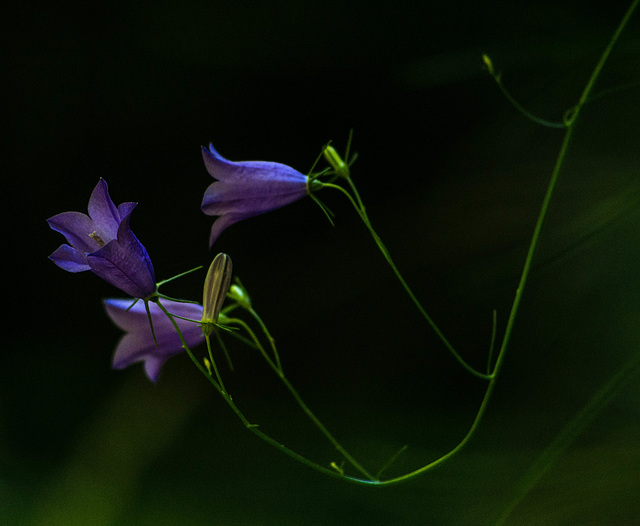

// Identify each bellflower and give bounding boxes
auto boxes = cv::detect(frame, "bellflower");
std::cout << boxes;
[48,179,157,299]
[201,144,309,247]
[104,298,205,382]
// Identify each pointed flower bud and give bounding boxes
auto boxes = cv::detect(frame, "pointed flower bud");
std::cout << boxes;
[323,144,350,179]
[228,283,251,309]
[201,253,233,336]
[482,54,495,76]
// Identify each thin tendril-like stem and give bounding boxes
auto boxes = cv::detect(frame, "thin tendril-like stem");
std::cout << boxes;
[490,71,566,129]
[248,306,283,371]
[155,299,377,482]
[204,336,226,390]
[493,0,639,383]
[319,180,490,381]
[575,0,639,111]
[487,310,497,375]
[156,265,204,287]
[226,315,377,481]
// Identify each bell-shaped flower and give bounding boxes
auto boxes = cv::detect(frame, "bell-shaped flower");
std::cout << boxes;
[104,298,205,382]
[201,144,309,247]
[48,179,157,299]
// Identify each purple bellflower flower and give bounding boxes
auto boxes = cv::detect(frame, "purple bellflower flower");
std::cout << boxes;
[201,144,309,247]
[104,298,205,382]
[48,179,157,299]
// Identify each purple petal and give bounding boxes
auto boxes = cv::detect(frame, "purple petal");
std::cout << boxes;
[117,201,137,219]
[88,179,121,240]
[144,356,171,383]
[115,210,156,287]
[88,242,156,298]
[105,298,203,332]
[87,210,156,298]
[206,143,225,161]
[104,298,205,382]
[47,212,102,253]
[204,179,308,201]
[48,244,91,272]
[202,146,308,184]
[201,180,307,216]
[200,146,310,247]
[208,214,243,247]
[202,146,238,182]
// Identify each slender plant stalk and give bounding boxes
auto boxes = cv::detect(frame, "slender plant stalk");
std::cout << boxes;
[319,180,491,381]
[491,0,639,384]
[156,299,378,482]
[156,0,637,487]
[317,0,638,486]
[226,315,377,481]
[248,306,283,371]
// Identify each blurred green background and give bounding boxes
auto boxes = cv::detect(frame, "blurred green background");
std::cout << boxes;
[4,0,640,524]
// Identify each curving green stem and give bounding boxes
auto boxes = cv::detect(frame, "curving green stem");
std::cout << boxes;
[318,180,491,380]
[490,0,639,386]
[153,0,637,487]
[156,298,377,482]
[225,315,377,481]
[247,306,283,371]
[311,0,639,486]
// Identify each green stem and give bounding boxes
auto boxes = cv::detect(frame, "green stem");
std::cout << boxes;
[155,299,375,482]
[205,335,227,392]
[248,306,282,371]
[155,300,217,385]
[320,180,490,380]
[317,0,638,486]
[487,310,497,375]
[491,0,639,382]
[227,315,377,481]
[491,72,566,129]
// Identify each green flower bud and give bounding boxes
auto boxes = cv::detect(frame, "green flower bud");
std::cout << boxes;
[323,144,350,179]
[228,283,251,309]
[201,253,233,336]
[482,53,495,76]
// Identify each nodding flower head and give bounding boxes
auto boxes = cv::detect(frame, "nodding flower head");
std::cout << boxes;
[104,298,204,382]
[200,144,309,248]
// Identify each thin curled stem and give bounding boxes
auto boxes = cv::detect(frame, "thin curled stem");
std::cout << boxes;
[481,54,566,129]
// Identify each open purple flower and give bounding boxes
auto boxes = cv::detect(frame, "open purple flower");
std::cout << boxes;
[48,179,157,299]
[201,144,309,247]
[104,298,205,382]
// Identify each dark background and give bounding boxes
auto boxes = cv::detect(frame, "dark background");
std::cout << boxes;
[4,1,640,524]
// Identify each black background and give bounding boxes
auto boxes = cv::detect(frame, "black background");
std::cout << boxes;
[4,1,640,524]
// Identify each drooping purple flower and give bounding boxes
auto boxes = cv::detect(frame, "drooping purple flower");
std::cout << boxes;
[104,298,205,382]
[201,144,309,247]
[48,179,157,299]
